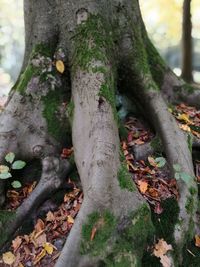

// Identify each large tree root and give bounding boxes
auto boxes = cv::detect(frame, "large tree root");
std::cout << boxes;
[56,12,153,267]
[0,157,72,250]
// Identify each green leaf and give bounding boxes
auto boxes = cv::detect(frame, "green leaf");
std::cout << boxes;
[12,160,26,170]
[180,172,192,185]
[155,157,166,168]
[11,181,22,189]
[0,172,12,179]
[173,164,181,172]
[5,152,15,164]
[0,165,9,173]
[190,125,200,133]
[175,172,181,180]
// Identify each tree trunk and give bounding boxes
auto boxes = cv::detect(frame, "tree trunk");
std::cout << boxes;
[0,0,199,266]
[181,0,193,82]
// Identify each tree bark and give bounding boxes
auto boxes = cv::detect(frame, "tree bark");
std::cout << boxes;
[0,0,199,266]
[181,0,193,83]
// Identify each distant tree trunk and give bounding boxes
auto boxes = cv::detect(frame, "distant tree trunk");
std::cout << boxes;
[181,0,193,82]
[0,0,200,266]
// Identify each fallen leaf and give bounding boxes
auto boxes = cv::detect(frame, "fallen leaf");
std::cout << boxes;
[160,254,172,267]
[33,249,46,265]
[177,113,192,124]
[153,239,173,258]
[67,215,74,224]
[179,124,191,132]
[46,211,55,222]
[2,251,15,265]
[148,156,157,167]
[12,236,22,252]
[195,235,200,247]
[34,218,45,232]
[56,60,65,73]
[138,180,148,193]
[43,242,54,255]
[90,227,97,241]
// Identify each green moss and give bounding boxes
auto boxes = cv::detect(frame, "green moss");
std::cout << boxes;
[117,163,136,192]
[150,137,163,154]
[14,64,38,94]
[182,241,200,267]
[145,37,166,88]
[72,14,113,72]
[189,187,197,196]
[99,83,118,121]
[81,205,154,266]
[81,211,116,256]
[0,210,16,246]
[182,83,195,94]
[105,205,154,266]
[42,89,67,141]
[32,43,54,58]
[14,43,54,94]
[151,198,179,244]
[185,197,194,214]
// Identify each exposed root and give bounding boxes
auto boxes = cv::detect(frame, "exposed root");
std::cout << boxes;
[0,157,72,250]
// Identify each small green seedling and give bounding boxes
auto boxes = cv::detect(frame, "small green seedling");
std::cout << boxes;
[0,152,26,188]
[173,164,193,186]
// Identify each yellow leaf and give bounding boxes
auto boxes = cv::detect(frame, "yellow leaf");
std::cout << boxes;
[56,60,65,74]
[44,242,54,255]
[33,249,46,265]
[138,180,148,194]
[67,215,74,224]
[2,251,15,265]
[177,113,191,124]
[0,165,9,173]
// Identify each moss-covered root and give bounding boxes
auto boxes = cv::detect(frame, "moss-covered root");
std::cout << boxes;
[0,157,71,250]
[56,201,154,267]
[139,90,198,259]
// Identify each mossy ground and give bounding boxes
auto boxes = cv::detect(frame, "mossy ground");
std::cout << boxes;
[81,205,154,266]
[0,210,16,247]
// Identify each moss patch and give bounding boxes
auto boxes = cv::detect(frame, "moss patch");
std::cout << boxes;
[117,163,136,192]
[42,89,67,141]
[105,205,154,266]
[151,198,179,244]
[0,210,16,246]
[14,44,54,94]
[81,211,116,256]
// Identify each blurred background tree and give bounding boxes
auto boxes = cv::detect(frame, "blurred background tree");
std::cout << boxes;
[0,0,24,96]
[0,0,200,97]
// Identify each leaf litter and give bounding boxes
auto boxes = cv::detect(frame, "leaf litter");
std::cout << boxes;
[1,103,200,265]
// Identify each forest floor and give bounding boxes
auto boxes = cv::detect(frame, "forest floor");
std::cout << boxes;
[0,103,200,266]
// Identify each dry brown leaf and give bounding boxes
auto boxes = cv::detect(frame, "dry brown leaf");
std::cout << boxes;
[160,254,172,267]
[46,211,55,222]
[90,227,97,241]
[12,236,22,252]
[148,156,157,167]
[34,232,47,247]
[2,251,15,265]
[34,218,45,232]
[179,124,191,132]
[195,235,200,247]
[56,60,65,73]
[33,249,46,265]
[138,180,148,194]
[67,215,74,224]
[153,239,173,258]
